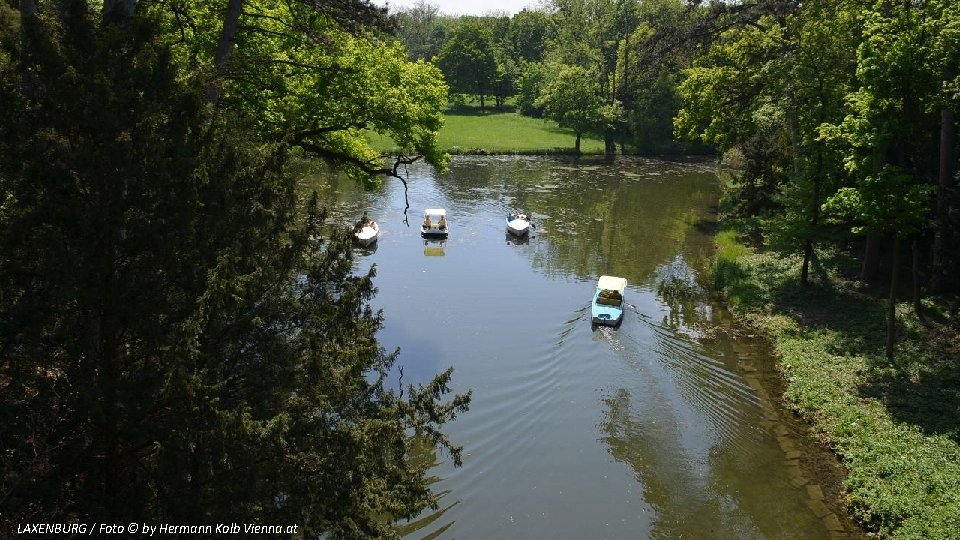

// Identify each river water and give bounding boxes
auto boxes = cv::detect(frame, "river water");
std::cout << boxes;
[318,156,858,540]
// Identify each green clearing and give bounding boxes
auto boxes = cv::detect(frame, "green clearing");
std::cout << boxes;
[368,105,605,155]
[710,241,960,539]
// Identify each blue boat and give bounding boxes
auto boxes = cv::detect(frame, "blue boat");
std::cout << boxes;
[592,275,627,327]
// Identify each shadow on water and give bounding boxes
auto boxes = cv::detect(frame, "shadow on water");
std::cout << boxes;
[504,232,530,246]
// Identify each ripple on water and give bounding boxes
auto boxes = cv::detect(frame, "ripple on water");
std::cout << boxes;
[331,157,832,540]
[627,311,763,450]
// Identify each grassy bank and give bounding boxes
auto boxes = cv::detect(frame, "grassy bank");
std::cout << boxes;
[368,105,606,155]
[711,234,960,539]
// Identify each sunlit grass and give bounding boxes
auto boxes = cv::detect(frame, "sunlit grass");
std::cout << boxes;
[367,105,605,155]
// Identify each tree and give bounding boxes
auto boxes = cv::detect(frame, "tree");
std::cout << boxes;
[535,64,609,154]
[674,14,793,239]
[492,45,519,110]
[1,2,468,535]
[628,68,680,153]
[516,61,551,117]
[823,168,932,358]
[929,0,960,294]
[395,0,442,60]
[819,0,948,355]
[508,8,554,62]
[434,20,499,111]
[151,0,450,181]
[546,0,633,156]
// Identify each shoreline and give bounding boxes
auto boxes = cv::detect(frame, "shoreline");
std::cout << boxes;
[709,244,960,539]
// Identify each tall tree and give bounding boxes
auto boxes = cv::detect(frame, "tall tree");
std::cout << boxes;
[674,12,794,239]
[151,0,448,180]
[395,0,441,60]
[434,20,498,111]
[535,64,610,154]
[508,8,553,62]
[0,2,468,534]
[820,0,944,355]
[930,0,960,294]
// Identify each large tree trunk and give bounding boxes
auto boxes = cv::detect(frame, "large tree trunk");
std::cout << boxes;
[209,0,245,105]
[19,1,37,99]
[104,0,136,20]
[885,236,900,359]
[604,128,616,162]
[574,132,581,155]
[801,156,824,287]
[913,237,923,319]
[801,238,814,286]
[931,106,956,294]
[861,232,882,282]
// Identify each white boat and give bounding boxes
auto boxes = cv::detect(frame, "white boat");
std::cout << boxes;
[506,212,531,237]
[592,275,627,327]
[354,220,379,247]
[420,208,449,238]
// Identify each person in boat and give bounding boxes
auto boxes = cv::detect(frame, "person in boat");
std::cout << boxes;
[354,211,372,233]
[438,215,447,230]
[423,215,432,229]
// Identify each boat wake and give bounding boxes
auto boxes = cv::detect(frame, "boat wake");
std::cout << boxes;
[606,301,765,451]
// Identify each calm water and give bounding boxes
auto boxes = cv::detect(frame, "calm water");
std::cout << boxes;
[319,156,853,540]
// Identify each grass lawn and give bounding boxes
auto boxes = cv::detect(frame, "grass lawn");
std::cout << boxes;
[367,105,605,155]
[712,234,960,539]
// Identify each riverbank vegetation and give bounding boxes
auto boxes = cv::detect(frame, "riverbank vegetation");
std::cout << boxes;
[678,0,960,537]
[711,247,960,539]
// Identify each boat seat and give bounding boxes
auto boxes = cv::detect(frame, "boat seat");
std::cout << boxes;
[596,291,623,307]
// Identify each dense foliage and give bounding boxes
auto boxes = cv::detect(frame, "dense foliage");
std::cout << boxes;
[674,0,959,352]
[0,1,467,537]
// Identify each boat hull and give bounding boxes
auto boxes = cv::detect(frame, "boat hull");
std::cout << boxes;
[591,314,623,326]
[506,218,530,236]
[420,227,448,238]
[354,224,379,246]
[355,234,377,247]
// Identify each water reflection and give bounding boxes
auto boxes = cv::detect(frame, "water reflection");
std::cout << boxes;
[423,239,446,257]
[315,156,852,539]
[504,232,530,246]
[392,436,458,539]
